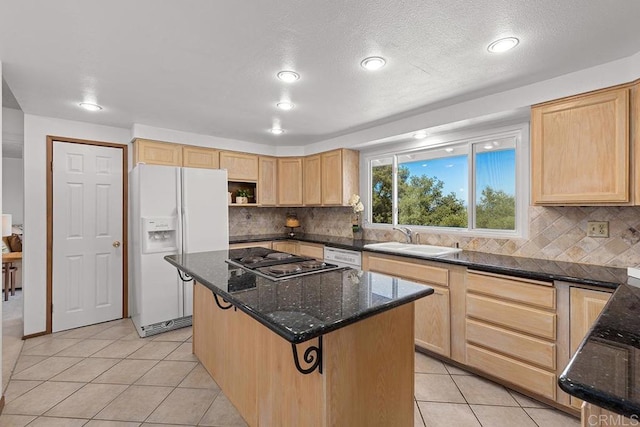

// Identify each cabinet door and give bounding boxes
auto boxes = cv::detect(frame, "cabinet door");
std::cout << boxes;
[531,87,630,205]
[569,287,611,410]
[303,155,322,205]
[220,151,259,181]
[277,158,303,206]
[272,241,300,255]
[415,285,450,357]
[229,242,272,250]
[182,146,219,169]
[133,139,182,166]
[321,150,343,205]
[258,156,278,206]
[298,242,324,260]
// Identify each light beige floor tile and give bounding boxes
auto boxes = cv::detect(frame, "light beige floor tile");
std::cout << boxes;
[84,421,141,427]
[508,389,549,408]
[11,355,48,375]
[93,359,158,384]
[4,380,43,403]
[46,383,128,418]
[199,394,248,427]
[444,363,473,375]
[178,364,220,390]
[146,387,218,424]
[165,342,198,361]
[452,375,518,406]
[127,341,180,360]
[2,381,84,415]
[414,373,465,403]
[414,401,425,427]
[56,338,116,357]
[26,416,89,426]
[12,356,83,381]
[95,385,173,422]
[21,335,54,350]
[0,414,37,427]
[93,324,138,340]
[415,352,448,374]
[119,331,147,341]
[51,357,120,382]
[59,320,130,339]
[135,360,197,386]
[141,424,192,427]
[471,405,537,427]
[91,340,147,359]
[151,326,192,342]
[525,408,580,427]
[20,338,82,356]
[417,402,481,427]
[186,336,192,343]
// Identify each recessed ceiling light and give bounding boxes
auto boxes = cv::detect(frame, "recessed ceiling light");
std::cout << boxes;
[487,37,519,53]
[79,102,102,111]
[270,127,285,135]
[277,71,300,83]
[360,56,386,71]
[413,131,427,139]
[277,101,294,111]
[445,148,454,153]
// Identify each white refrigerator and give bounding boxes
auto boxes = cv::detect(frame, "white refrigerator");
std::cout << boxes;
[129,163,229,337]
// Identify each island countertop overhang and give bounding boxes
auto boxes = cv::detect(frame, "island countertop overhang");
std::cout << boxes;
[165,249,434,344]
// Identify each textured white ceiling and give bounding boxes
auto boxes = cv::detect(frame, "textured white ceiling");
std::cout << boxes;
[1,0,639,146]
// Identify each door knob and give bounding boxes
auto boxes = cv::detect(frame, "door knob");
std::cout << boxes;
[113,241,121,248]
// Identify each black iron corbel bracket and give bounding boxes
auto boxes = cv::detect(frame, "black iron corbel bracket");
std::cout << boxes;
[213,293,237,311]
[291,336,323,375]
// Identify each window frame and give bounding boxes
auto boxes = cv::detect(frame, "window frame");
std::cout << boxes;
[362,123,530,239]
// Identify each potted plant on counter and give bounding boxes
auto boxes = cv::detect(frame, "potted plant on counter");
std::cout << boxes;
[235,189,253,204]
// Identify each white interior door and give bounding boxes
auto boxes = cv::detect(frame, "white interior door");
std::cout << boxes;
[52,142,123,332]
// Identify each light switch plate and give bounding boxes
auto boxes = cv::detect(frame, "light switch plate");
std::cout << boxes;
[587,221,609,238]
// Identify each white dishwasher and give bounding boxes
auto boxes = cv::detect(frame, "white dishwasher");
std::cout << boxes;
[324,246,362,269]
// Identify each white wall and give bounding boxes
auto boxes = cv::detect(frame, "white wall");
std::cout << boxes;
[3,158,23,224]
[23,115,131,335]
[0,60,4,399]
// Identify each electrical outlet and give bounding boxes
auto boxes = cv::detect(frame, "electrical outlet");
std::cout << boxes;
[587,221,609,238]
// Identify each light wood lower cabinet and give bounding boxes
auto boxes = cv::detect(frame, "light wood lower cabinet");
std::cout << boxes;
[272,241,300,255]
[182,145,219,169]
[229,242,272,250]
[465,271,557,400]
[581,402,635,427]
[297,242,324,259]
[363,252,453,358]
[133,138,183,166]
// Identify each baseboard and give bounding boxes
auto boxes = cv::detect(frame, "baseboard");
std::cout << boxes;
[22,330,48,340]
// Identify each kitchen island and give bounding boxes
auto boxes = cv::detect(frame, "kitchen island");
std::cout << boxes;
[165,248,434,427]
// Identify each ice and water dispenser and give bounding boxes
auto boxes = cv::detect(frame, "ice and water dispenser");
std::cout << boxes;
[141,217,178,253]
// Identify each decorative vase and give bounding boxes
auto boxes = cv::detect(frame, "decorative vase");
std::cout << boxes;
[236,196,248,204]
[352,213,363,239]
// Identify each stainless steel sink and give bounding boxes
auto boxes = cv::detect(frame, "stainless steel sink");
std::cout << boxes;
[363,242,462,258]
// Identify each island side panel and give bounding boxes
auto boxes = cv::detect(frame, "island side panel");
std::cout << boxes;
[324,302,415,427]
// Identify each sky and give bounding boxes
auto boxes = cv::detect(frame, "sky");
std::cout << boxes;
[402,149,515,206]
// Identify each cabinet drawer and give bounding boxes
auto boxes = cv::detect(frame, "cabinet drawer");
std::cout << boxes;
[466,319,556,370]
[466,344,556,400]
[298,243,324,260]
[467,294,556,340]
[229,242,272,250]
[467,271,555,309]
[365,254,449,287]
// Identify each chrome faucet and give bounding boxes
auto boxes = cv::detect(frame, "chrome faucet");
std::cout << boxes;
[393,226,413,243]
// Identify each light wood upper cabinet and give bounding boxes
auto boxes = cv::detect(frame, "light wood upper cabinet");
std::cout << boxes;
[258,156,277,206]
[303,155,322,205]
[220,151,259,181]
[133,139,182,166]
[531,85,632,205]
[568,287,612,410]
[321,149,360,206]
[277,157,303,206]
[182,145,219,169]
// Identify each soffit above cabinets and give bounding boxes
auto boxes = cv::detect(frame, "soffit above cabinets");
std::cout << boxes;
[1,0,640,147]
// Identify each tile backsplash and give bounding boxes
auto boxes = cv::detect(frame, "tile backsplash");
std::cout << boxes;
[230,205,640,267]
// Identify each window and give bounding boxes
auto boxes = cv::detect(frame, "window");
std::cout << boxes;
[368,127,527,237]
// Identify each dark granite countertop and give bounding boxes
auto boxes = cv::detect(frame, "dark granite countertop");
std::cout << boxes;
[165,248,434,344]
[230,233,627,290]
[559,282,640,418]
